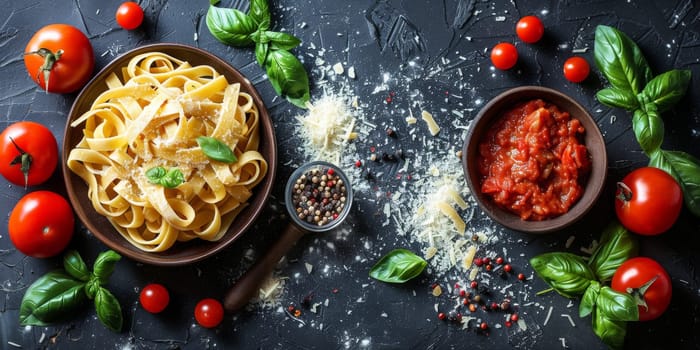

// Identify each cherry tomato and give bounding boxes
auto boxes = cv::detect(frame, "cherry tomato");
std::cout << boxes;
[24,24,94,93]
[0,121,58,188]
[139,283,170,313]
[194,298,224,328]
[615,167,682,235]
[563,56,590,83]
[612,257,672,321]
[8,191,75,258]
[116,2,145,30]
[490,42,518,70]
[516,15,544,43]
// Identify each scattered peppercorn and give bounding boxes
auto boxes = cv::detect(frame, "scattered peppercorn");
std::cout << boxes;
[504,264,513,273]
[355,160,362,167]
[491,302,499,311]
[474,258,484,267]
[473,295,482,304]
[495,257,504,265]
[505,321,512,328]
[517,273,526,281]
[471,234,479,242]
[468,303,477,312]
[485,264,493,272]
[470,281,478,289]
[294,309,302,317]
[386,127,396,137]
[480,322,488,330]
[500,300,511,311]
[510,313,519,322]
[462,298,469,305]
[438,312,446,320]
[483,257,491,265]
[459,289,467,297]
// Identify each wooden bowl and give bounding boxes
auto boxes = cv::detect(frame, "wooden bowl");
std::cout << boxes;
[462,86,607,233]
[62,43,277,265]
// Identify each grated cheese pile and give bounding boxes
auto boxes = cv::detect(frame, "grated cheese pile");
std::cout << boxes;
[296,95,358,164]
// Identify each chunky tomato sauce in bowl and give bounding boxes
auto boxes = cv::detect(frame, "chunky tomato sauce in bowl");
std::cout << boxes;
[462,86,607,233]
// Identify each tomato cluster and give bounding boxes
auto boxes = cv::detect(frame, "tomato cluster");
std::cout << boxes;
[489,15,590,83]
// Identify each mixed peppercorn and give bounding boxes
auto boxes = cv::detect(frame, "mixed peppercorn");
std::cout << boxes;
[291,166,348,227]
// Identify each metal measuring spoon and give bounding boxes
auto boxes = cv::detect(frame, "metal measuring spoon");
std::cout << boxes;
[223,161,353,312]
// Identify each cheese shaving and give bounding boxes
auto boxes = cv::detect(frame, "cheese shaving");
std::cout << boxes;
[421,110,440,136]
[296,95,357,164]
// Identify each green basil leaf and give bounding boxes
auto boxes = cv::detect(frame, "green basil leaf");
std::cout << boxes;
[266,31,302,50]
[146,166,184,188]
[197,136,237,163]
[641,69,691,113]
[206,6,257,47]
[597,286,639,321]
[19,271,87,326]
[63,250,91,282]
[255,41,269,66]
[596,87,639,111]
[93,250,121,285]
[369,249,427,283]
[632,99,664,155]
[249,0,270,28]
[594,25,653,96]
[265,49,310,109]
[592,308,627,350]
[529,252,595,298]
[94,287,123,332]
[210,0,220,5]
[580,280,600,318]
[588,222,638,282]
[649,149,700,217]
[85,278,100,300]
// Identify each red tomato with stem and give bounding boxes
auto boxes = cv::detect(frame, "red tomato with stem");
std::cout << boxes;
[491,42,518,70]
[0,121,58,188]
[8,191,75,258]
[195,298,224,328]
[516,15,544,43]
[116,2,145,30]
[563,56,590,83]
[615,167,682,235]
[140,283,170,313]
[612,257,672,321]
[24,24,94,93]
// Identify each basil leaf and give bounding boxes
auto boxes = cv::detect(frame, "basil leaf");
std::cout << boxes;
[63,250,91,282]
[594,25,652,96]
[597,286,639,321]
[265,49,310,109]
[266,31,302,50]
[94,287,123,332]
[580,280,600,318]
[529,252,595,298]
[249,0,270,28]
[642,69,691,113]
[255,41,269,66]
[197,136,237,163]
[93,250,121,285]
[19,271,87,326]
[592,308,627,350]
[146,166,184,188]
[85,278,100,299]
[206,6,257,47]
[369,249,427,283]
[649,149,700,216]
[210,0,220,5]
[632,99,664,155]
[588,222,638,282]
[596,87,639,111]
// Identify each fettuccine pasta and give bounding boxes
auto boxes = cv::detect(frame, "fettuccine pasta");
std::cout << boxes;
[67,52,268,252]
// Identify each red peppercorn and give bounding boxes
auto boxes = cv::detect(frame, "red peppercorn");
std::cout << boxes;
[355,160,362,167]
[483,257,491,265]
[438,312,446,320]
[462,298,469,305]
[504,264,512,273]
[480,322,488,330]
[505,321,512,328]
[474,258,484,267]
[470,281,478,289]
[517,273,526,281]
[454,283,461,289]
[510,313,519,322]
[332,213,339,220]
[495,257,504,265]
[491,302,499,310]
[485,264,493,271]
[327,168,335,176]
[455,313,462,322]
[287,305,295,312]
[459,289,467,297]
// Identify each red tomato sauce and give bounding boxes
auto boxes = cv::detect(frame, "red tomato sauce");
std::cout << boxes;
[477,99,591,221]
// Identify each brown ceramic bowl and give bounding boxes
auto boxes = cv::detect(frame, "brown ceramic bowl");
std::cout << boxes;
[62,43,277,265]
[462,86,607,233]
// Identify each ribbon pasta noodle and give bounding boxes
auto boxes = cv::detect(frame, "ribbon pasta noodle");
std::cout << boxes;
[67,52,268,252]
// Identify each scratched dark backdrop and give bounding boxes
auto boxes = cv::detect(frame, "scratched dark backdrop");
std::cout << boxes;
[1,0,699,349]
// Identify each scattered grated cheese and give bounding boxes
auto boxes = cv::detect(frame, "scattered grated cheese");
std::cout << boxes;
[432,284,443,296]
[517,319,527,331]
[305,262,314,274]
[421,110,441,136]
[565,235,575,249]
[462,245,477,269]
[347,66,356,79]
[559,337,568,348]
[425,246,438,260]
[543,306,553,326]
[332,62,344,75]
[296,94,357,164]
[561,314,576,327]
[406,116,418,124]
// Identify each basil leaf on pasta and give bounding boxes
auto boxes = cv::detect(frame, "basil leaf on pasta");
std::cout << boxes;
[146,166,184,188]
[197,136,237,163]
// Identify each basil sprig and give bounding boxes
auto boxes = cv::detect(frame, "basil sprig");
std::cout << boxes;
[20,250,123,332]
[196,136,237,163]
[206,0,310,108]
[146,166,184,188]
[594,25,699,216]
[530,222,638,349]
[369,249,427,283]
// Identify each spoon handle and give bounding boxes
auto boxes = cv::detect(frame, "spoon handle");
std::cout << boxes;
[223,222,306,313]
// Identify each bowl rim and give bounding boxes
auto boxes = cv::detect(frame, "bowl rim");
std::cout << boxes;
[62,43,278,265]
[462,85,607,233]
